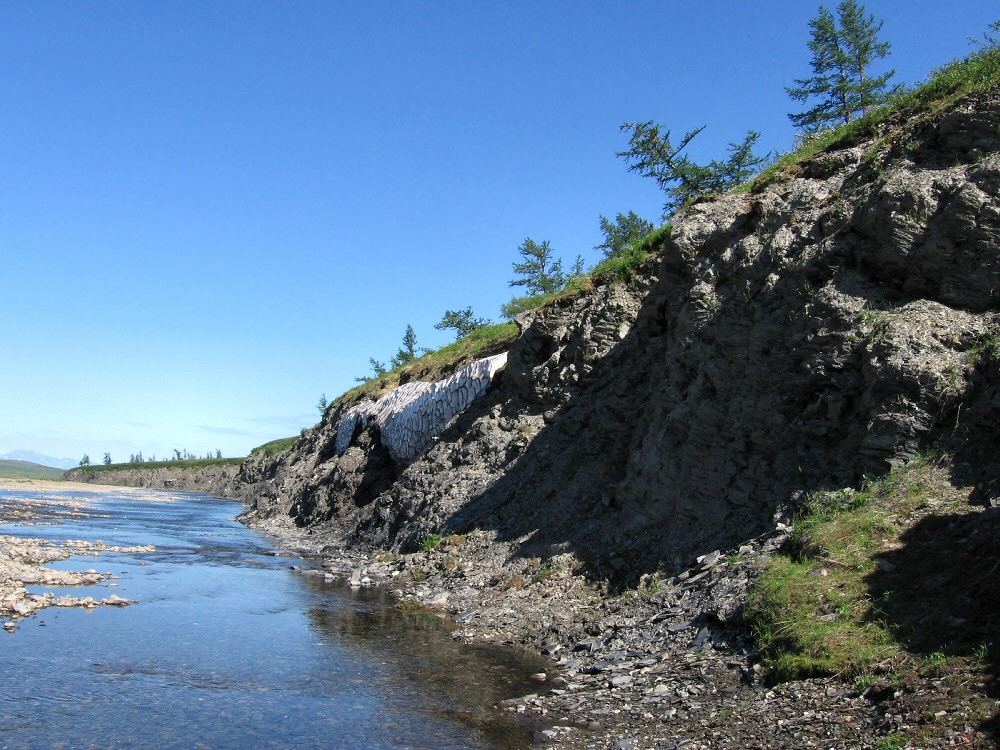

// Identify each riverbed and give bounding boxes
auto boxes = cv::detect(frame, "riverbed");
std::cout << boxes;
[0,483,543,749]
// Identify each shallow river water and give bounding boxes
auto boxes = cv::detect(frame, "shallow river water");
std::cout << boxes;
[0,487,544,749]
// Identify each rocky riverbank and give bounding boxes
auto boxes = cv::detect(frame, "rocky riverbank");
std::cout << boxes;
[248,497,999,750]
[235,90,1000,748]
[0,480,156,631]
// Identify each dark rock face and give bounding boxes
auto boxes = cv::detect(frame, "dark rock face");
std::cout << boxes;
[237,94,1000,583]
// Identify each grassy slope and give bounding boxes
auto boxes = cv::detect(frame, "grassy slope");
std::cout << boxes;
[0,460,66,480]
[745,46,1000,192]
[251,437,298,458]
[746,457,941,680]
[73,457,244,473]
[745,47,1000,683]
[745,453,1000,746]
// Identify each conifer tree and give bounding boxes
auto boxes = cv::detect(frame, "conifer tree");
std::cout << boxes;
[596,212,655,258]
[435,307,489,339]
[79,454,90,466]
[786,0,895,131]
[390,325,419,369]
[509,238,565,295]
[618,123,767,216]
[103,452,112,465]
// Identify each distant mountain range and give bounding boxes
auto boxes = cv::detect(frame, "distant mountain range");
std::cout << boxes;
[0,450,76,470]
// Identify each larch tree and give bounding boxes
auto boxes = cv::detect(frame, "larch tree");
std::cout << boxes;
[618,123,767,217]
[786,0,895,131]
[596,212,655,259]
[509,238,565,295]
[390,325,419,369]
[435,307,489,340]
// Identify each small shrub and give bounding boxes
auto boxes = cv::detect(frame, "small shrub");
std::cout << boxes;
[920,651,950,677]
[874,734,907,750]
[420,534,442,552]
[969,330,1000,366]
[531,562,559,585]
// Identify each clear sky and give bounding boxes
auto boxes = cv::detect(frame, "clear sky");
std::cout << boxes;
[2,1,996,464]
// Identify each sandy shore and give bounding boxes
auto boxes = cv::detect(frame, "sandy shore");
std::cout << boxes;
[0,477,189,503]
[0,477,188,496]
[0,477,122,493]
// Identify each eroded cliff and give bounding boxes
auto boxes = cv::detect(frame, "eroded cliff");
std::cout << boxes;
[238,93,1000,588]
[65,463,242,496]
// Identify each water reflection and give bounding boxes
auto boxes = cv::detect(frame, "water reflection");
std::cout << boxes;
[0,487,544,750]
[299,575,546,749]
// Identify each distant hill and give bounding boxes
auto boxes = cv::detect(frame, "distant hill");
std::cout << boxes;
[0,459,66,481]
[0,450,76,470]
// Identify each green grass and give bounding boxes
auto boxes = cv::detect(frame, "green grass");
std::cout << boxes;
[590,224,672,283]
[501,224,672,319]
[342,321,519,404]
[874,735,907,750]
[500,278,592,319]
[419,533,442,552]
[745,455,950,681]
[251,436,297,458]
[0,459,66,481]
[70,457,244,473]
[744,46,1000,192]
[968,328,1000,366]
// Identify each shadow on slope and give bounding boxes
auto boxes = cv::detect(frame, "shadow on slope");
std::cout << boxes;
[867,507,1000,742]
[440,243,891,588]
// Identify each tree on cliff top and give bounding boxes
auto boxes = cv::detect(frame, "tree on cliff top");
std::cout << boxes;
[390,325,419,369]
[509,238,565,295]
[596,212,655,259]
[435,307,489,340]
[618,123,768,216]
[79,454,90,467]
[786,0,895,131]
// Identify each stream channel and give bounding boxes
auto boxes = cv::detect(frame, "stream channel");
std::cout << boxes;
[0,486,545,749]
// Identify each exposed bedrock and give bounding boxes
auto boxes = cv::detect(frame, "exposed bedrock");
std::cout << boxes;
[238,93,1000,584]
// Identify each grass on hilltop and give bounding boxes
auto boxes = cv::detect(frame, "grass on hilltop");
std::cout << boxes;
[71,457,244,473]
[501,223,672,318]
[745,46,1000,192]
[338,321,520,405]
[251,436,298,458]
[0,459,66,481]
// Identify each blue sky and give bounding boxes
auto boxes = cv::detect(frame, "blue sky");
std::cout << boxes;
[2,1,996,464]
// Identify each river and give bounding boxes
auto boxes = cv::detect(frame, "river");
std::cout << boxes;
[0,485,543,749]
